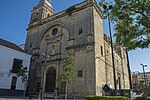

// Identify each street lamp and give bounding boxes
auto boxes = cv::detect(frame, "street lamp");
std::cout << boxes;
[103,4,117,90]
[141,63,147,87]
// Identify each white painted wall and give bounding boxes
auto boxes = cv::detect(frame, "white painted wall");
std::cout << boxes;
[0,45,31,90]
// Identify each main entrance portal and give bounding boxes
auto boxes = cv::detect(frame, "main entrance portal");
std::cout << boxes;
[45,67,56,92]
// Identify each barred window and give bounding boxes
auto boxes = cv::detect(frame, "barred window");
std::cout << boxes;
[12,58,22,73]
[36,82,41,92]
[61,82,66,94]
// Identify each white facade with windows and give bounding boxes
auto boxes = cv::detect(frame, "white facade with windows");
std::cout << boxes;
[0,42,31,91]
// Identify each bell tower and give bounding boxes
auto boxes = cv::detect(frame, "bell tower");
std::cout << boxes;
[85,0,96,3]
[29,0,55,24]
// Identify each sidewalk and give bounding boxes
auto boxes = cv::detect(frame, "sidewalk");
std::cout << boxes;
[0,98,84,100]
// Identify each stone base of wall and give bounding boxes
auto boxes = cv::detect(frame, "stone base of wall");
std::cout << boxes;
[0,89,24,97]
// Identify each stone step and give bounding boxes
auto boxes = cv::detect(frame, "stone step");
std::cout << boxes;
[44,93,55,98]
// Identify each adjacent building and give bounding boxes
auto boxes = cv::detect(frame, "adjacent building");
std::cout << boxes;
[25,0,131,97]
[132,71,150,93]
[0,38,31,97]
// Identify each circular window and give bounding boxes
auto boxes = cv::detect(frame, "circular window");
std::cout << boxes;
[52,28,58,36]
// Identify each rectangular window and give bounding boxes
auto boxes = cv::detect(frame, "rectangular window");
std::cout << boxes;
[36,82,41,92]
[118,76,121,89]
[61,82,66,94]
[79,29,83,35]
[133,83,137,86]
[78,70,82,77]
[107,50,109,53]
[12,58,22,73]
[11,76,17,90]
[29,43,32,48]
[100,46,103,56]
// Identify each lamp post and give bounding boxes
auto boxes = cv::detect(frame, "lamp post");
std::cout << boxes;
[141,63,147,87]
[103,4,117,90]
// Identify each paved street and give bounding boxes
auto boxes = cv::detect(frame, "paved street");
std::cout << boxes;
[0,98,83,100]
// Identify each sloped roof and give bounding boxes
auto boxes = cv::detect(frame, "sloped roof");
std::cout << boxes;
[0,38,25,53]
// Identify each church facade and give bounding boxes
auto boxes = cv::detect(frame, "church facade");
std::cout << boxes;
[25,0,130,97]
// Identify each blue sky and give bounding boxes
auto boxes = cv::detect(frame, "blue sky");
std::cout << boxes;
[0,0,150,72]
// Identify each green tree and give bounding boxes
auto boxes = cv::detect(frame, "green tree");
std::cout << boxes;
[99,0,150,50]
[60,55,75,100]
[17,65,28,83]
[138,80,145,93]
[17,65,28,97]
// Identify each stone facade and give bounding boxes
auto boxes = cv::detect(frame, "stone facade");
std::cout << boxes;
[25,0,130,97]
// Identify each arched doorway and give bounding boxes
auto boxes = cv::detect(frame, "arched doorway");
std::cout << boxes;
[45,67,56,92]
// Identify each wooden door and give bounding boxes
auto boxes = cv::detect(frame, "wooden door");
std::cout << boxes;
[45,67,56,92]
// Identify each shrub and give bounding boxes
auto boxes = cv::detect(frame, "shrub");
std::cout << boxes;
[85,96,131,100]
[135,97,150,100]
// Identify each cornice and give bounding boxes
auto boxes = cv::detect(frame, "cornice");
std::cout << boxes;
[65,42,95,50]
[27,1,103,30]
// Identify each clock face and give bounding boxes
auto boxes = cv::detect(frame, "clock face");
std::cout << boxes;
[52,28,58,36]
